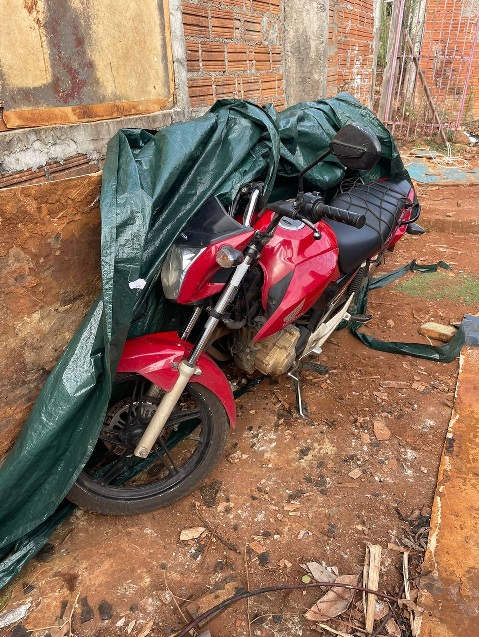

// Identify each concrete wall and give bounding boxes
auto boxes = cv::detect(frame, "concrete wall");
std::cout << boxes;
[284,0,329,105]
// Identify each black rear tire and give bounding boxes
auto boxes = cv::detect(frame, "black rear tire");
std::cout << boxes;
[67,374,229,515]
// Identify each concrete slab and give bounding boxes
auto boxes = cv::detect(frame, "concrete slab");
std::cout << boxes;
[418,315,479,636]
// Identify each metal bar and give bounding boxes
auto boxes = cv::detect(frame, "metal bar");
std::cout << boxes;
[405,32,449,145]
[378,0,407,121]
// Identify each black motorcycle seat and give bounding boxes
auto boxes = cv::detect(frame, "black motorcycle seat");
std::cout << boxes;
[324,178,412,273]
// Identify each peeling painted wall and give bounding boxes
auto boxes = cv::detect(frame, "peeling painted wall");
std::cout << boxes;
[0,0,174,127]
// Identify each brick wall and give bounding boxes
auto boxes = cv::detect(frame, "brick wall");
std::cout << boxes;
[420,0,479,123]
[182,0,285,109]
[326,0,375,107]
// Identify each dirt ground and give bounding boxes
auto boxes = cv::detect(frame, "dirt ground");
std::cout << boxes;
[1,181,479,637]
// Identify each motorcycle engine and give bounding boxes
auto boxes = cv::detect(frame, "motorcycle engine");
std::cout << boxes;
[227,264,300,376]
[233,324,300,376]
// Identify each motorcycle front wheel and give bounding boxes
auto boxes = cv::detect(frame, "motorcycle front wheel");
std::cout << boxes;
[67,373,229,515]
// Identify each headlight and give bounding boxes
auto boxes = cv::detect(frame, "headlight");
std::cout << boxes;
[161,244,203,300]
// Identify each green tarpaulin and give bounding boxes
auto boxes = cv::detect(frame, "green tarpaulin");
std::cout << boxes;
[0,95,425,588]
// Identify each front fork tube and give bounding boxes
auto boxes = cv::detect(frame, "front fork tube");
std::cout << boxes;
[134,255,254,458]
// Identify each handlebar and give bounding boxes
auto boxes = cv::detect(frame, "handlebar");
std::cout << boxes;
[310,201,366,229]
[269,193,366,231]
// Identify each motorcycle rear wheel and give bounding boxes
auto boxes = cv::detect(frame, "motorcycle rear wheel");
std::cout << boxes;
[67,373,229,515]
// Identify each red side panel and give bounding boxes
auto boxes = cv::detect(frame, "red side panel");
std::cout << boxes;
[117,332,236,426]
[386,187,414,249]
[253,210,340,341]
[177,230,254,304]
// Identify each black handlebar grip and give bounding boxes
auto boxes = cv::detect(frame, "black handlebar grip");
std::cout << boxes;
[312,201,366,229]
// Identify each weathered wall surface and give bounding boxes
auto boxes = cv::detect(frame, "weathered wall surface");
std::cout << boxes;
[0,0,173,127]
[182,0,285,109]
[0,175,102,456]
[284,0,329,105]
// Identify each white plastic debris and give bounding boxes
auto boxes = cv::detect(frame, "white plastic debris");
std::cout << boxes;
[129,278,146,290]
[0,603,32,629]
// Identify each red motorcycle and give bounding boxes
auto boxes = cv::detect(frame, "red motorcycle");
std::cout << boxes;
[68,124,423,514]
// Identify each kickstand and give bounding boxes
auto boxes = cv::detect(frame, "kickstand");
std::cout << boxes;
[287,371,309,419]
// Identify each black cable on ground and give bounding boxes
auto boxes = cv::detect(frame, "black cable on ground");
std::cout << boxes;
[173,581,401,637]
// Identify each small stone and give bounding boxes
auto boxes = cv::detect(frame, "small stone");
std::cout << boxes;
[348,468,362,479]
[373,419,392,441]
[116,616,126,627]
[386,319,395,328]
[249,541,267,554]
[284,503,301,511]
[180,527,206,542]
[80,597,94,624]
[10,626,31,637]
[159,590,173,604]
[199,480,222,508]
[258,552,270,566]
[302,574,312,583]
[361,433,371,445]
[22,583,35,595]
[127,620,136,634]
[98,600,113,621]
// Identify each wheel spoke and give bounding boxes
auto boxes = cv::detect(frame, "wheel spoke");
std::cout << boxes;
[154,439,180,475]
[97,456,136,485]
[164,407,201,429]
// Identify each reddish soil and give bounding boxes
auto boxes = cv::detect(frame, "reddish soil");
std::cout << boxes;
[1,183,479,637]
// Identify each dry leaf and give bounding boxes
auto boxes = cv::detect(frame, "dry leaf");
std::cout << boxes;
[138,619,154,637]
[48,625,70,637]
[386,618,401,636]
[302,562,337,584]
[305,574,357,621]
[180,527,206,541]
[373,419,392,441]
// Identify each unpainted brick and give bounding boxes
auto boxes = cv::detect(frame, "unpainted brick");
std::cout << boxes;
[210,7,237,39]
[271,45,282,69]
[182,2,210,38]
[243,13,263,42]
[189,77,214,107]
[186,42,201,73]
[241,74,262,99]
[201,42,227,72]
[253,45,270,70]
[252,0,281,13]
[227,43,252,71]
[261,72,279,98]
[214,75,240,99]
[223,0,245,7]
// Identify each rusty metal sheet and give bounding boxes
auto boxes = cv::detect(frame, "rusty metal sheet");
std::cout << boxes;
[0,0,173,129]
[418,319,479,636]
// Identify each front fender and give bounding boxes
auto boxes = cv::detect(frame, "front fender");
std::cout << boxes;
[117,331,236,426]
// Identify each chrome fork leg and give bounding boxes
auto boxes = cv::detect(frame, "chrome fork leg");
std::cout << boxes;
[287,371,308,419]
